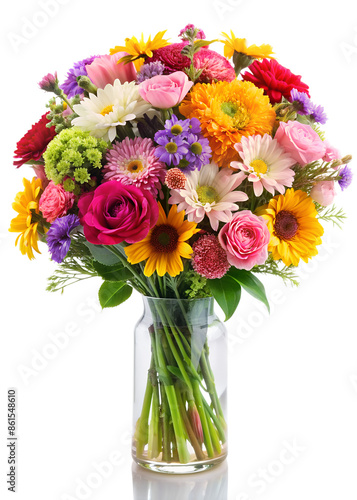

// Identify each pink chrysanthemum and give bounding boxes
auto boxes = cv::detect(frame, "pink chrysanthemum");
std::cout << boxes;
[103,137,166,196]
[192,234,230,279]
[146,43,236,83]
[165,168,187,189]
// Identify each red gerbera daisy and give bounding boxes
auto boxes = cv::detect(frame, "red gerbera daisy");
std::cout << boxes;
[242,59,310,105]
[146,42,236,83]
[13,112,56,168]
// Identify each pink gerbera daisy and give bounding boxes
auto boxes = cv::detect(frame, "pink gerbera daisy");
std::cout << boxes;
[103,137,166,196]
[231,134,296,197]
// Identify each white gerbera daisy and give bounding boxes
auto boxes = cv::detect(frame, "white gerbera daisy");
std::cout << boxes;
[231,134,296,197]
[169,162,248,231]
[72,80,151,142]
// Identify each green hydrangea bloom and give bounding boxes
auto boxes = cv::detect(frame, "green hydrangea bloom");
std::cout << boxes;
[43,128,108,190]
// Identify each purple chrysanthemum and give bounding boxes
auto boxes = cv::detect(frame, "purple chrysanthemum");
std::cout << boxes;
[46,214,80,263]
[338,165,353,191]
[60,56,99,98]
[185,134,212,170]
[154,135,188,166]
[310,103,328,124]
[290,88,314,115]
[136,61,165,83]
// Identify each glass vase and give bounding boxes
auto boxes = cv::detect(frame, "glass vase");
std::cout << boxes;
[132,296,227,474]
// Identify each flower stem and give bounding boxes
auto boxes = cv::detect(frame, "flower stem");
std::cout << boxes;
[175,387,205,461]
[192,380,214,458]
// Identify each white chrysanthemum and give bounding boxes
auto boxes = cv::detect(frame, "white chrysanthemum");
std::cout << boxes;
[72,80,151,142]
[169,162,248,231]
[231,134,296,196]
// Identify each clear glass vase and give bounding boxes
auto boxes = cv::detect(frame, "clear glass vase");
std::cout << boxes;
[132,296,227,474]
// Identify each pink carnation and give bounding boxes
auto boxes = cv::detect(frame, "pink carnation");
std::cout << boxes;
[323,141,340,163]
[192,234,230,279]
[146,43,236,83]
[218,211,270,270]
[275,121,326,166]
[39,181,75,223]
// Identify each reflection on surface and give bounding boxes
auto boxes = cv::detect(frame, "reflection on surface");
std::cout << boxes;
[132,461,228,500]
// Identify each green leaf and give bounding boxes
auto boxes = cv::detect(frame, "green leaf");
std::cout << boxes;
[193,39,217,50]
[93,261,133,282]
[208,275,241,321]
[98,281,132,308]
[167,366,187,384]
[156,367,172,386]
[228,268,270,312]
[84,242,121,266]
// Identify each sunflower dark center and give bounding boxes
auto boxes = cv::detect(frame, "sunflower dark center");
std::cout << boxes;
[150,224,179,253]
[274,210,299,240]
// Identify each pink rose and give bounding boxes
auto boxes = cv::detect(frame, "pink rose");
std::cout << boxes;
[310,181,336,206]
[39,181,75,223]
[78,181,158,245]
[138,71,193,109]
[275,121,326,166]
[86,52,137,89]
[323,141,340,164]
[218,210,270,270]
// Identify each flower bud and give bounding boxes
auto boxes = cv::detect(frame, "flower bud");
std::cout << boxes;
[188,401,203,443]
[310,181,336,206]
[76,76,98,95]
[38,72,58,92]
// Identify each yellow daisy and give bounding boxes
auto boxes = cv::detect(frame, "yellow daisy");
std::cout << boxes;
[180,80,276,168]
[124,203,198,277]
[255,189,324,267]
[9,177,43,260]
[110,30,170,70]
[220,31,274,60]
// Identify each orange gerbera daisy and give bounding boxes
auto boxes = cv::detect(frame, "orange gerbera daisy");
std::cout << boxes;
[124,203,199,277]
[255,189,324,267]
[179,80,275,168]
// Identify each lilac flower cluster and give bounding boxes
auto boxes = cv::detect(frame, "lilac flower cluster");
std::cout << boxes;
[60,56,99,98]
[137,61,165,83]
[154,115,211,171]
[46,214,80,263]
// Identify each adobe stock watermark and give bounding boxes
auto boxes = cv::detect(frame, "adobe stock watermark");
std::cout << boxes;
[7,0,71,54]
[17,296,102,386]
[212,0,244,20]
[350,373,357,395]
[236,438,306,499]
[340,25,357,63]
[61,430,131,500]
[229,233,341,351]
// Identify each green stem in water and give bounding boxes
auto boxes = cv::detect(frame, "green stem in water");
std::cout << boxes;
[192,380,214,458]
[135,356,154,457]
[175,387,205,461]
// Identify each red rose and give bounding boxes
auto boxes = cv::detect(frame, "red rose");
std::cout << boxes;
[14,112,56,168]
[242,59,310,105]
[78,181,159,245]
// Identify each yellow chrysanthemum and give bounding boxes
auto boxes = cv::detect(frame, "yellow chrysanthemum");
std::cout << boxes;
[110,30,170,67]
[9,177,43,260]
[220,31,274,60]
[125,203,199,277]
[180,80,276,168]
[255,189,324,267]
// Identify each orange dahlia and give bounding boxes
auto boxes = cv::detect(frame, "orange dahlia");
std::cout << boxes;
[255,189,324,267]
[179,80,275,168]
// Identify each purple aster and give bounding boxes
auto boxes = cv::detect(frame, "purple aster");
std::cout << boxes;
[290,88,314,115]
[154,135,188,166]
[310,103,328,124]
[155,115,191,140]
[184,134,212,170]
[187,117,202,135]
[60,56,99,98]
[338,165,353,191]
[46,214,80,263]
[137,61,165,83]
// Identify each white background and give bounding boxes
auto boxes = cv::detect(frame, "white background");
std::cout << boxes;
[1,0,357,499]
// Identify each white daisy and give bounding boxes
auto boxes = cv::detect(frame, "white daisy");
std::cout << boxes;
[169,162,248,231]
[231,134,296,196]
[72,80,151,142]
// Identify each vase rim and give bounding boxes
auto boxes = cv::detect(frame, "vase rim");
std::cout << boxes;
[142,295,213,303]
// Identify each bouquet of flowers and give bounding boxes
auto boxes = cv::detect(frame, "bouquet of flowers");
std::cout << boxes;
[9,24,352,468]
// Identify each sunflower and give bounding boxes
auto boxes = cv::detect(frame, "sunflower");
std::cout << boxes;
[110,31,170,70]
[179,80,276,168]
[255,188,324,267]
[124,203,199,277]
[220,31,275,60]
[9,177,43,260]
